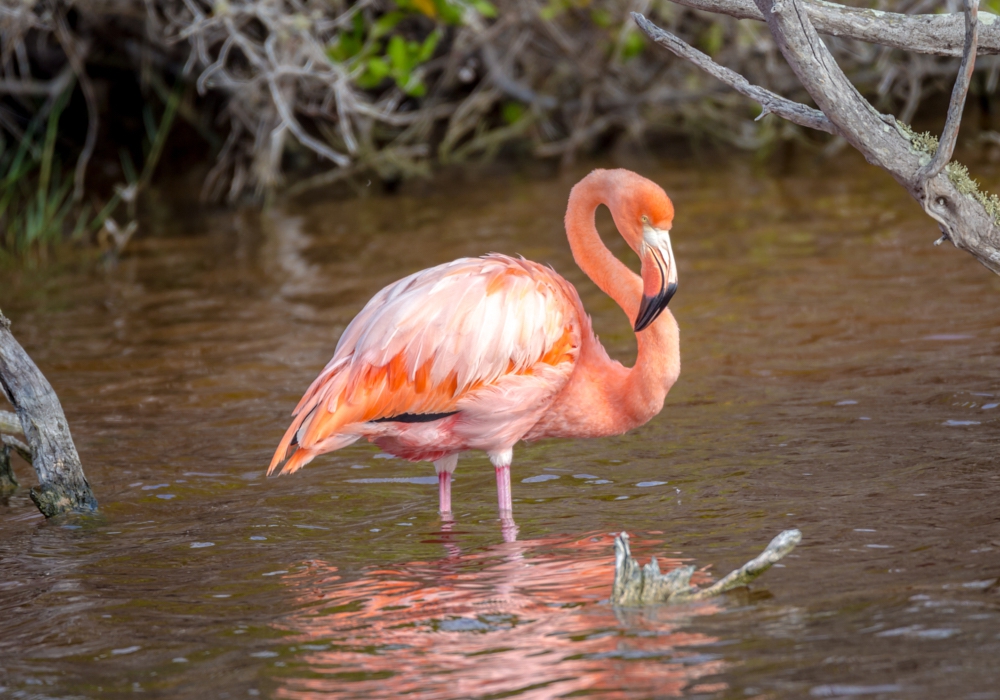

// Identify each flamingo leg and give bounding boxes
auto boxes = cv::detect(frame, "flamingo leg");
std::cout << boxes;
[433,454,458,516]
[489,449,518,542]
[438,471,452,514]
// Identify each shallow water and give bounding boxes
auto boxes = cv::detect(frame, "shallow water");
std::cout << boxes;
[1,154,999,699]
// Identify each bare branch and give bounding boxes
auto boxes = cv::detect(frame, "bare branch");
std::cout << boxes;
[0,411,21,435]
[668,0,1000,57]
[1,434,32,464]
[0,65,74,96]
[0,311,97,516]
[633,13,835,135]
[919,0,979,181]
[748,0,901,175]
[640,0,1000,276]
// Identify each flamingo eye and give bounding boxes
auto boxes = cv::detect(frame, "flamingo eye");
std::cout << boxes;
[641,215,648,223]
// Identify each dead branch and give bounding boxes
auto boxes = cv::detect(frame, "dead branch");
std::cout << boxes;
[918,0,978,181]
[0,445,17,495]
[0,410,21,435]
[635,1,1000,276]
[1,434,32,464]
[633,15,834,134]
[0,65,73,96]
[612,529,801,605]
[0,311,96,516]
[667,0,1000,57]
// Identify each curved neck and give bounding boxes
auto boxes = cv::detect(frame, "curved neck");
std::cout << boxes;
[565,172,642,322]
[564,171,681,422]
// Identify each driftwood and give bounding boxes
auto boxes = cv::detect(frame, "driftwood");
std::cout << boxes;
[635,0,1000,277]
[0,311,96,516]
[612,529,801,606]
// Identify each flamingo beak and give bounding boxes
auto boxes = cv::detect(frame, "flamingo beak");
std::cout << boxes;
[634,224,678,333]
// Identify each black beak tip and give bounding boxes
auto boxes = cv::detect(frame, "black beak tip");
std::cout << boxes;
[633,282,678,333]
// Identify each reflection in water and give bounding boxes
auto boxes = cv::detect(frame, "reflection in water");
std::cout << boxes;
[275,532,724,699]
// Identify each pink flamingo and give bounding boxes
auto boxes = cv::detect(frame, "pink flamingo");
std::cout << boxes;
[269,169,680,539]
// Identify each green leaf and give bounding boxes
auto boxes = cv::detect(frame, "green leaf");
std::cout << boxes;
[372,11,405,39]
[433,0,464,24]
[622,30,646,60]
[387,35,412,73]
[469,0,497,18]
[358,56,391,88]
[501,101,526,125]
[402,75,427,97]
[701,22,724,57]
[539,1,562,21]
[590,8,613,28]
[417,30,441,63]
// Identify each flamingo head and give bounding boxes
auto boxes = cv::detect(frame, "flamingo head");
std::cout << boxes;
[607,172,678,332]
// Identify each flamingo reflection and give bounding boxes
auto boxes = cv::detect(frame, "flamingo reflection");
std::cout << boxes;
[273,531,727,699]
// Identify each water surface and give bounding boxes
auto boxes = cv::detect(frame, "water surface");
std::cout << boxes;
[1,154,999,698]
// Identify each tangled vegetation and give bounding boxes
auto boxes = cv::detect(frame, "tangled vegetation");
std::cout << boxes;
[0,0,997,255]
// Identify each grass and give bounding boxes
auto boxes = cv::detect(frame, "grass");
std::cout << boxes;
[0,88,88,261]
[0,78,183,262]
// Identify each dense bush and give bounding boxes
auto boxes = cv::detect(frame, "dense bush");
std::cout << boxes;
[0,0,994,254]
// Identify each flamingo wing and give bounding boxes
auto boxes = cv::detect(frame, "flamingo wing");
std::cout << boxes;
[270,255,581,475]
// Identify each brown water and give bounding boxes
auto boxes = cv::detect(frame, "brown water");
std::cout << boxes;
[1,154,999,699]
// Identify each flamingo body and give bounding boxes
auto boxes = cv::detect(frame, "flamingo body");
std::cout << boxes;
[271,255,584,474]
[270,169,681,538]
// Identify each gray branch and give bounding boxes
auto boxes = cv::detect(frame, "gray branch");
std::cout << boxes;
[667,0,1000,57]
[919,0,978,182]
[632,14,834,134]
[1,434,32,464]
[0,410,21,435]
[636,0,1000,276]
[0,65,74,96]
[0,311,97,516]
[612,529,801,606]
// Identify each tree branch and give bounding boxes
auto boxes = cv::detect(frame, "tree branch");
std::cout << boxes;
[0,65,74,96]
[0,410,21,435]
[667,0,1000,57]
[632,14,835,134]
[918,0,978,182]
[636,0,1000,276]
[0,312,96,516]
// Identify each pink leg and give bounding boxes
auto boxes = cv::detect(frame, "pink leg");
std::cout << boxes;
[433,454,458,517]
[490,449,518,543]
[495,465,512,514]
[438,471,452,514]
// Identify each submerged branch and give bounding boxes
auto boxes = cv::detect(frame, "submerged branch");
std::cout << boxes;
[612,529,801,606]
[0,311,96,516]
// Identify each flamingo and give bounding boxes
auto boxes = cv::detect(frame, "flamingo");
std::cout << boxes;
[269,169,680,540]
